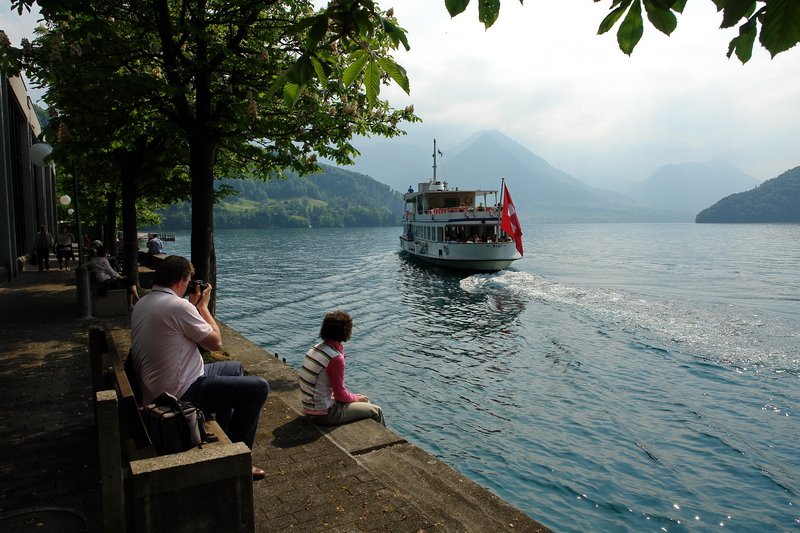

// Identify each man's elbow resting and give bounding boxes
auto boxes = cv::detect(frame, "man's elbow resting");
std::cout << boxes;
[199,332,223,352]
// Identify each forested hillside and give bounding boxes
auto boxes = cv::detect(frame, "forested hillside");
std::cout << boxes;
[159,165,403,229]
[695,167,800,223]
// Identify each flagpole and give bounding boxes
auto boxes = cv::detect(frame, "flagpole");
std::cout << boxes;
[500,177,505,206]
[432,139,437,182]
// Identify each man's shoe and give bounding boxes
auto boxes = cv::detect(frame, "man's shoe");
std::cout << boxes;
[252,466,266,481]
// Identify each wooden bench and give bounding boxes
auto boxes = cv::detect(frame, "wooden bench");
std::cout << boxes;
[90,327,255,533]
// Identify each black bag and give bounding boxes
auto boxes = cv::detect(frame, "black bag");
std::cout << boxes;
[143,392,207,454]
[29,249,38,266]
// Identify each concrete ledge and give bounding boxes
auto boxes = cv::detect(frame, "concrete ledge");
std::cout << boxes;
[215,322,552,532]
[358,443,548,532]
[137,267,155,289]
[317,418,407,455]
[92,289,127,317]
[130,442,254,533]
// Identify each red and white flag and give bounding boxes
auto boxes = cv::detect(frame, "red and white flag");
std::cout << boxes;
[500,184,524,256]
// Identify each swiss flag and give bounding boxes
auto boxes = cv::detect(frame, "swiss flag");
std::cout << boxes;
[500,184,524,256]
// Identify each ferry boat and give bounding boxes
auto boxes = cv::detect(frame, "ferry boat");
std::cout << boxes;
[399,141,523,272]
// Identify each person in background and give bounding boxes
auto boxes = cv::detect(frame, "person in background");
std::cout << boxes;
[147,233,164,255]
[299,311,385,426]
[146,233,164,267]
[55,225,75,271]
[88,239,102,258]
[87,245,139,310]
[35,225,54,271]
[130,255,270,480]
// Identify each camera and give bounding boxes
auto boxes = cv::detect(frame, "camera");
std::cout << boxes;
[186,279,208,294]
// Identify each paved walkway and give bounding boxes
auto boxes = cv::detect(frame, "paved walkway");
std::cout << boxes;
[0,268,101,532]
[0,267,552,532]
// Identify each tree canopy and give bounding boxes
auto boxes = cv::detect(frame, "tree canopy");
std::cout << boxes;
[6,0,419,308]
[442,1,799,63]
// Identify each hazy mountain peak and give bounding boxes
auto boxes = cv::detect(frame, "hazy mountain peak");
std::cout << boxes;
[629,159,759,213]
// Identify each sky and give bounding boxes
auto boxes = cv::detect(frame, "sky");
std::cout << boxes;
[3,1,799,189]
[366,0,800,189]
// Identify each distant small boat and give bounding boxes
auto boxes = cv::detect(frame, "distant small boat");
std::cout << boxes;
[399,140,523,272]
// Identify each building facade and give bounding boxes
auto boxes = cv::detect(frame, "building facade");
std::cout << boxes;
[0,72,55,283]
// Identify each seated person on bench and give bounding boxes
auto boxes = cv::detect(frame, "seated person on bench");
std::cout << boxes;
[87,245,139,310]
[130,255,270,480]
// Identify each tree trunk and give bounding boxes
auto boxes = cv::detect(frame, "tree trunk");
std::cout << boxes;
[120,159,140,286]
[189,132,218,314]
[105,191,117,258]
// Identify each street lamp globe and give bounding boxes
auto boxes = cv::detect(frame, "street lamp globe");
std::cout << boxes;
[30,142,53,166]
[60,195,71,205]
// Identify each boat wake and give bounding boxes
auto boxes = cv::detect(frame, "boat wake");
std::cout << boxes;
[461,271,799,375]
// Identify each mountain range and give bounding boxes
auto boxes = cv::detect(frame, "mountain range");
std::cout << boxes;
[343,130,765,223]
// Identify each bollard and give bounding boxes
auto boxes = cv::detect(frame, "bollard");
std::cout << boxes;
[76,265,92,319]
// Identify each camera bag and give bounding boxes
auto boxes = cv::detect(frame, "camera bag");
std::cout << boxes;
[143,392,207,454]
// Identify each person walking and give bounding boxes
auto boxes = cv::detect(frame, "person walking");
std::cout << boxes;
[34,225,54,271]
[55,225,75,271]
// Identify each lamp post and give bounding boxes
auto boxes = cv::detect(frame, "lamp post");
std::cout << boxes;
[30,142,91,318]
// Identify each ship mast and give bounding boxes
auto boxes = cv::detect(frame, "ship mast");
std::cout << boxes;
[432,139,437,182]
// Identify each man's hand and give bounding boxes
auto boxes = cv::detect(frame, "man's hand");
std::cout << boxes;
[193,283,213,309]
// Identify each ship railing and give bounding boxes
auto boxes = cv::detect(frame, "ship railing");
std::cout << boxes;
[425,207,501,217]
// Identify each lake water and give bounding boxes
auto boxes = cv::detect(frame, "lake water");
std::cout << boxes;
[165,223,800,532]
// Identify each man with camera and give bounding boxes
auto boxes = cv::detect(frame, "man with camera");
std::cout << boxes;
[130,255,270,480]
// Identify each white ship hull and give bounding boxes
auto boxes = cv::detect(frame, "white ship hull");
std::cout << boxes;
[399,236,519,271]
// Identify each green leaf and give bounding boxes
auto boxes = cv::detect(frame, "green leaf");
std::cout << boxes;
[364,59,380,108]
[727,16,757,63]
[310,56,328,88]
[644,0,677,35]
[760,0,800,57]
[617,0,644,55]
[720,0,757,29]
[306,15,329,50]
[377,56,410,94]
[381,19,411,51]
[479,0,501,28]
[353,10,375,37]
[287,55,314,86]
[283,81,301,108]
[342,50,368,87]
[266,71,288,100]
[598,0,632,35]
[445,0,470,17]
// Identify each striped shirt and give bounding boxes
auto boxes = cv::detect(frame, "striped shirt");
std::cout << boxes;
[299,340,358,414]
